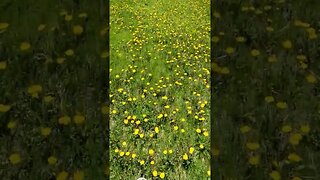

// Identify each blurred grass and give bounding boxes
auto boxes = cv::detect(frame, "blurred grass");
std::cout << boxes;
[0,0,109,179]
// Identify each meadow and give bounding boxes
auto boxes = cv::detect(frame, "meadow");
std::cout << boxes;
[110,0,210,179]
[212,0,320,179]
[0,0,108,179]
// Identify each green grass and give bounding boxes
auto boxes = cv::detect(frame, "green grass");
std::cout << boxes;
[110,0,210,179]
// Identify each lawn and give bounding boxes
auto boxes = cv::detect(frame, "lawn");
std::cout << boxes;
[110,0,210,179]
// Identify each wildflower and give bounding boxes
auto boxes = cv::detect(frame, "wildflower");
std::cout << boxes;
[251,49,260,57]
[20,42,31,51]
[306,74,317,84]
[269,170,281,180]
[268,55,277,63]
[159,172,165,179]
[183,153,188,160]
[148,149,155,155]
[152,170,158,177]
[7,120,17,129]
[0,104,11,112]
[0,61,7,70]
[73,170,84,180]
[0,22,9,30]
[240,125,251,133]
[300,124,310,134]
[37,24,46,31]
[27,85,42,98]
[289,133,302,145]
[73,25,83,35]
[246,142,260,151]
[56,171,68,180]
[249,155,260,165]
[58,115,71,125]
[189,147,195,154]
[265,96,275,103]
[203,131,209,136]
[9,153,21,165]
[65,49,74,56]
[155,127,159,133]
[44,95,54,103]
[282,40,293,49]
[281,125,292,133]
[288,153,302,162]
[41,127,52,136]
[225,47,235,54]
[56,58,65,64]
[276,101,288,109]
[140,160,145,165]
[48,156,57,165]
[73,115,85,124]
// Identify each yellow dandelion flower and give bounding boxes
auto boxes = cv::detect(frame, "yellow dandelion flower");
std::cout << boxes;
[73,115,85,124]
[73,25,83,35]
[41,127,51,136]
[306,74,317,84]
[56,171,68,180]
[20,42,31,51]
[58,115,71,125]
[148,149,155,155]
[240,125,251,133]
[73,170,84,180]
[288,153,302,162]
[37,24,46,31]
[265,96,275,103]
[289,133,302,145]
[65,49,74,56]
[132,153,137,158]
[159,172,165,179]
[300,124,310,134]
[269,170,281,180]
[246,142,260,151]
[281,125,292,133]
[183,153,188,160]
[189,147,195,154]
[276,101,288,109]
[155,127,159,133]
[152,170,158,177]
[203,131,209,137]
[48,156,57,165]
[251,49,260,57]
[65,14,72,21]
[0,61,7,70]
[225,47,235,54]
[140,160,145,165]
[9,153,21,165]
[249,155,260,165]
[282,40,293,49]
[0,104,11,112]
[0,22,9,30]
[56,57,65,64]
[7,120,17,129]
[268,55,278,63]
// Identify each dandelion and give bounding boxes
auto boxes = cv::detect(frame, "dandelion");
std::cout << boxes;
[289,133,302,145]
[40,127,52,136]
[159,172,165,179]
[306,74,317,84]
[183,153,188,160]
[74,114,85,125]
[152,170,158,177]
[288,153,302,162]
[9,153,21,165]
[269,170,281,180]
[276,101,288,109]
[0,104,11,112]
[225,47,235,54]
[65,49,74,56]
[0,61,7,70]
[0,22,9,30]
[250,49,260,57]
[189,147,195,154]
[246,142,260,151]
[7,120,17,129]
[73,170,84,180]
[56,171,69,180]
[249,155,260,165]
[37,24,46,31]
[300,124,310,134]
[58,115,71,125]
[240,125,251,133]
[148,149,155,155]
[48,156,57,165]
[282,40,293,49]
[20,42,31,51]
[73,25,83,35]
[27,85,42,98]
[281,125,292,133]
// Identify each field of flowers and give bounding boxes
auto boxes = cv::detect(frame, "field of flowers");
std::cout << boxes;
[110,0,210,179]
[212,0,320,179]
[0,0,108,179]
